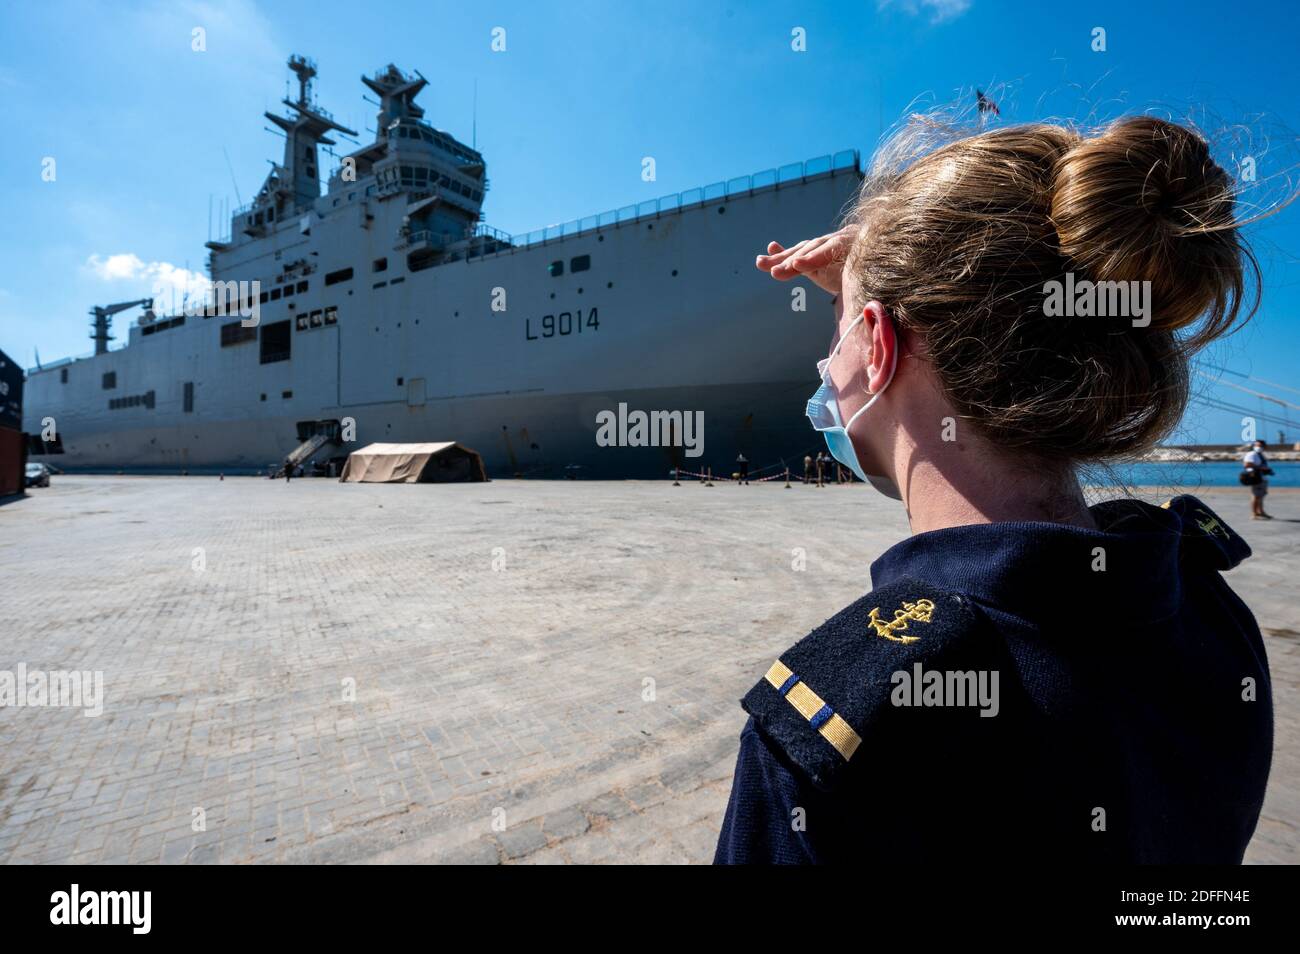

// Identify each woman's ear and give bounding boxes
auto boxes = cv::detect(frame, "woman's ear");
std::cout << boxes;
[861,300,896,393]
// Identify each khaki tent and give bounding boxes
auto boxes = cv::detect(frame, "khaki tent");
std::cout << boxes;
[338,442,488,483]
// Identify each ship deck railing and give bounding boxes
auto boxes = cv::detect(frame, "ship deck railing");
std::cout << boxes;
[466,149,860,261]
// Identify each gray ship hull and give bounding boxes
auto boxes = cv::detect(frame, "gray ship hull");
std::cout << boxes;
[26,380,821,479]
[24,71,861,479]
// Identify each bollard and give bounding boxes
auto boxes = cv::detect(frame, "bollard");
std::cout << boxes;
[673,467,680,487]
[784,468,791,489]
[219,473,224,481]
[706,467,714,487]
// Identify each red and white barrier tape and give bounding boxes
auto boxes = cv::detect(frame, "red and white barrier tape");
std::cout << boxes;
[672,469,802,483]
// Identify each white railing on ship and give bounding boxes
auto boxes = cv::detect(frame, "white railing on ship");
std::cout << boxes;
[469,149,859,254]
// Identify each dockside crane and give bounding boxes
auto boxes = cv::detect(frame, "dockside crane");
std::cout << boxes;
[89,299,154,356]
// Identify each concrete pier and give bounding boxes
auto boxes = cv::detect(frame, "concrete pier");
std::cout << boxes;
[1,476,1295,863]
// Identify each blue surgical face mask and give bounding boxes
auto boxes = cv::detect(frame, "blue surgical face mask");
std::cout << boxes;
[806,312,901,499]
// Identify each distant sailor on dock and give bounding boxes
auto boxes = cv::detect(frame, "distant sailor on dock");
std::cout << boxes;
[1243,439,1274,520]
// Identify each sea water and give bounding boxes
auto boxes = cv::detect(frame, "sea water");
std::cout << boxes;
[1094,460,1299,489]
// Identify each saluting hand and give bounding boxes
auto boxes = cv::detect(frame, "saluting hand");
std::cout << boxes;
[755,224,859,296]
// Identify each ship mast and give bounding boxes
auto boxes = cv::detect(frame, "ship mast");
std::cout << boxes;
[264,55,358,213]
[361,64,428,136]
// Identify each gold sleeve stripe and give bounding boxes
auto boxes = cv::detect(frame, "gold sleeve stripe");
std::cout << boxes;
[762,660,862,762]
[820,714,861,761]
[764,660,794,689]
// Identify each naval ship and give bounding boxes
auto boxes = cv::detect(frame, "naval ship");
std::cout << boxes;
[24,56,862,478]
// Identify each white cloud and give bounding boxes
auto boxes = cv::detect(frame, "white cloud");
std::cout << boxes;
[85,253,211,312]
[878,0,973,25]
[86,253,147,281]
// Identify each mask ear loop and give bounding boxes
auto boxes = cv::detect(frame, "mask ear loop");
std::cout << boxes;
[824,312,866,378]
[841,314,899,431]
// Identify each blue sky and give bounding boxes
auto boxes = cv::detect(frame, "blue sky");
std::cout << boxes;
[1,0,1297,443]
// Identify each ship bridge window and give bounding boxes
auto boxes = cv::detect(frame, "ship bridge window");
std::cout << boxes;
[372,257,388,273]
[324,267,353,286]
[102,371,117,390]
[548,260,564,277]
[60,368,68,384]
[571,255,591,273]
[296,280,308,293]
[324,307,338,325]
[270,287,281,301]
[260,320,291,364]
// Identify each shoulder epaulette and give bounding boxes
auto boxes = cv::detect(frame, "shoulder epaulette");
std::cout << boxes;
[741,577,992,791]
[1161,495,1251,571]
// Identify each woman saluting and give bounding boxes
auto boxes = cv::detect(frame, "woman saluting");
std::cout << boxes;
[715,116,1273,864]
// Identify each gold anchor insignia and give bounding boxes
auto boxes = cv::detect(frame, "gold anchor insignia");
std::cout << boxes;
[1194,509,1229,541]
[867,598,936,644]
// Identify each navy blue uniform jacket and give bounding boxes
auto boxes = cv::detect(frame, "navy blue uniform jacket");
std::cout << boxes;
[714,496,1272,863]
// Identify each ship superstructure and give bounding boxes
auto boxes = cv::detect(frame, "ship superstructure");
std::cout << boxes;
[25,56,862,477]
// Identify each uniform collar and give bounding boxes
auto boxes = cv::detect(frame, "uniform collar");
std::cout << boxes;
[869,499,1185,624]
